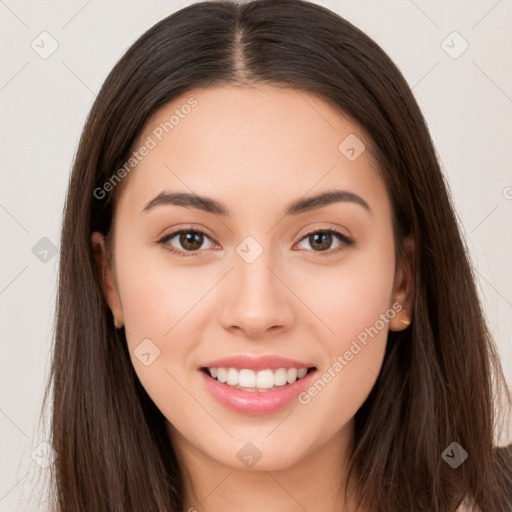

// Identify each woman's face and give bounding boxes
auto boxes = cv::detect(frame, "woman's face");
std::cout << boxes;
[92,84,413,471]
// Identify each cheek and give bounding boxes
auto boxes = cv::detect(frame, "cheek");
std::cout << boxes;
[112,244,206,394]
[300,233,395,412]
[114,253,207,419]
[311,238,396,353]
[115,243,209,341]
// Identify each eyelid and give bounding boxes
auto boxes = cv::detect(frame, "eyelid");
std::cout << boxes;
[298,224,352,242]
[157,223,215,241]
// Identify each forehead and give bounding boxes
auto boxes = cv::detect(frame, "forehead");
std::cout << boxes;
[115,84,388,218]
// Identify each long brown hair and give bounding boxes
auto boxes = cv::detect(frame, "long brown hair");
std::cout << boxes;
[38,1,512,510]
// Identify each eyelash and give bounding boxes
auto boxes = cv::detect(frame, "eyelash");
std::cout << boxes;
[157,227,354,258]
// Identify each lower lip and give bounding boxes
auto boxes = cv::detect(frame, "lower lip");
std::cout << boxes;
[198,369,317,415]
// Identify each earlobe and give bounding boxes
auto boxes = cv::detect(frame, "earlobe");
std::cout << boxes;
[389,235,415,332]
[91,231,124,329]
[390,306,411,331]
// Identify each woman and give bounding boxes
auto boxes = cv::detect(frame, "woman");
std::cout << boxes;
[39,0,512,510]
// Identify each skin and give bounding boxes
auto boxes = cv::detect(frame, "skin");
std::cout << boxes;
[92,84,414,512]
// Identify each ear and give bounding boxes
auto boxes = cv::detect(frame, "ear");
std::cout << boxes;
[91,231,124,329]
[389,235,415,332]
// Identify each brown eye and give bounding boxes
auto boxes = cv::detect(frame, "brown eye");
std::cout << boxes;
[158,229,216,257]
[178,231,204,251]
[296,229,354,255]
[308,231,334,251]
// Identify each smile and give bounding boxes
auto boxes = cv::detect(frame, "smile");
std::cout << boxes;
[199,365,317,415]
[204,366,312,391]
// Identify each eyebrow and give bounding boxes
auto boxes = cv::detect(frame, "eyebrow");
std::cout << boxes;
[142,189,372,216]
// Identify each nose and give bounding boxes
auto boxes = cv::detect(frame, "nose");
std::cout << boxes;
[219,251,295,338]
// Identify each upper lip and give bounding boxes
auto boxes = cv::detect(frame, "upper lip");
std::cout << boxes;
[200,355,316,371]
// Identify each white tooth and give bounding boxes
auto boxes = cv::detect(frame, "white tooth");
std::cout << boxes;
[256,369,275,388]
[227,367,239,386]
[213,367,308,389]
[238,369,256,387]
[286,368,298,384]
[274,368,287,386]
[217,367,227,383]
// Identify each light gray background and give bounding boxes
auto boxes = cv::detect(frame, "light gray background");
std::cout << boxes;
[1,1,511,510]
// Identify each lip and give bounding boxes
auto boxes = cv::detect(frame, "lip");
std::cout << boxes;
[198,367,318,415]
[200,354,315,371]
